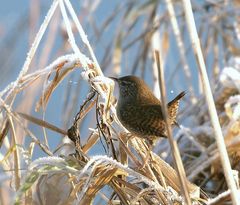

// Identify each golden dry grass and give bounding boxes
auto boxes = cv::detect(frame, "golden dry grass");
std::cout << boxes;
[0,1,240,205]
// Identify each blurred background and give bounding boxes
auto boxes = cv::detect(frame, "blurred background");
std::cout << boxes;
[0,0,240,204]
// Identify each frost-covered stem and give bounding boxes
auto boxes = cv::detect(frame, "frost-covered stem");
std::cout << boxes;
[207,190,231,205]
[77,159,103,202]
[59,0,88,69]
[0,0,59,99]
[76,155,166,192]
[182,0,240,204]
[164,0,195,102]
[63,0,103,76]
[234,21,240,42]
[21,54,85,83]
[59,1,105,97]
[59,0,117,120]
[20,0,58,77]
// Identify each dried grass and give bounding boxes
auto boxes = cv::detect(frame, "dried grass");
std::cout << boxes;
[0,0,239,205]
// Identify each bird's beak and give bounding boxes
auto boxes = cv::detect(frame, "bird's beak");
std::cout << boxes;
[108,77,118,82]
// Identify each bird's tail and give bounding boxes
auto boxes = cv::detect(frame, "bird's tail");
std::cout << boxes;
[167,91,186,125]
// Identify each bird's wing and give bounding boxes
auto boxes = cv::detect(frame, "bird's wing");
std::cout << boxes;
[124,104,167,138]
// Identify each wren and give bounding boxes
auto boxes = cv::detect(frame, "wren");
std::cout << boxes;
[110,75,185,144]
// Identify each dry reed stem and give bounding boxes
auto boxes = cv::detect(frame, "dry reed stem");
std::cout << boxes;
[0,99,21,190]
[154,50,192,204]
[8,115,20,190]
[182,0,240,204]
[1,1,239,204]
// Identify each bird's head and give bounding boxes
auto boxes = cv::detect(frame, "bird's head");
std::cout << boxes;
[109,75,144,100]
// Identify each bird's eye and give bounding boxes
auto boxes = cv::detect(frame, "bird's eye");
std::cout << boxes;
[120,81,128,86]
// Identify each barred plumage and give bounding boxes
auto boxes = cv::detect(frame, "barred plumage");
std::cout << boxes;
[110,75,185,143]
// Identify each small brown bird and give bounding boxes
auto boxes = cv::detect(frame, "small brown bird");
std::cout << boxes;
[110,75,185,144]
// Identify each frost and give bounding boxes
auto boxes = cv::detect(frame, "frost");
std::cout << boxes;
[29,156,67,170]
